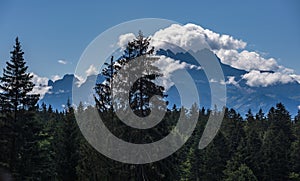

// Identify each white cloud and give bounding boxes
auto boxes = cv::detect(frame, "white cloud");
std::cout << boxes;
[227,76,238,86]
[150,23,300,87]
[118,33,136,49]
[290,74,300,84]
[200,27,246,50]
[209,79,218,83]
[85,64,98,76]
[220,76,239,86]
[298,105,300,110]
[242,70,294,87]
[152,55,201,90]
[74,74,85,87]
[151,24,209,52]
[58,59,67,65]
[214,45,300,87]
[30,73,52,99]
[115,23,300,87]
[51,75,62,81]
[151,23,246,52]
[215,49,278,71]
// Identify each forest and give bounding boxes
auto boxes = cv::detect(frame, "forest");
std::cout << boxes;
[0,35,300,181]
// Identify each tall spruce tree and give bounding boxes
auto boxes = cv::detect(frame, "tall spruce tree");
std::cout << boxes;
[122,31,166,117]
[0,37,39,114]
[94,56,119,112]
[56,99,80,180]
[0,38,43,180]
[290,110,300,177]
[93,31,169,180]
[0,37,40,177]
[261,103,292,181]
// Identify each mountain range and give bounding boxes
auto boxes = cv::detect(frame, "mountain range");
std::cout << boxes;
[40,49,300,117]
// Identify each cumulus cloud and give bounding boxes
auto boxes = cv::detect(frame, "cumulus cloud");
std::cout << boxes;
[151,23,246,52]
[118,33,136,49]
[151,24,209,52]
[215,49,279,71]
[215,46,300,87]
[152,55,201,90]
[115,23,300,87]
[242,70,294,87]
[151,23,299,87]
[85,64,98,76]
[200,27,246,50]
[220,76,239,86]
[227,76,239,86]
[58,59,67,65]
[30,73,52,99]
[298,105,300,110]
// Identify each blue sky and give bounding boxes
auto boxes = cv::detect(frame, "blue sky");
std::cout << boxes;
[0,0,299,79]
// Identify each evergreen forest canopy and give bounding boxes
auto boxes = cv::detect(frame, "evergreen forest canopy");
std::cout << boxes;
[0,36,300,181]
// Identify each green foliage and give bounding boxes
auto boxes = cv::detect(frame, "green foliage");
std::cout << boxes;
[1,100,299,180]
[260,104,292,181]
[224,164,257,181]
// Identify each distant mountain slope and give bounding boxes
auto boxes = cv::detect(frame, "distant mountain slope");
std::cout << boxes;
[40,49,300,116]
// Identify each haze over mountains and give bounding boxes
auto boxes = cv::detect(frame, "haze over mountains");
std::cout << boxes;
[34,23,300,116]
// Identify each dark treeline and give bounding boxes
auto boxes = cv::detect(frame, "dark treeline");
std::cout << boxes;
[1,100,300,180]
[1,37,300,180]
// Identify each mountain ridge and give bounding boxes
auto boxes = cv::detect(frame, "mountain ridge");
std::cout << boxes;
[40,49,300,116]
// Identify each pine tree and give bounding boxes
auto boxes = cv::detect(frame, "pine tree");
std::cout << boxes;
[261,129,290,180]
[270,103,293,141]
[94,56,119,112]
[255,108,268,134]
[200,131,229,180]
[93,31,168,180]
[224,163,257,181]
[243,129,262,178]
[290,110,300,177]
[261,104,292,181]
[222,108,245,157]
[246,109,255,124]
[295,109,300,124]
[56,99,80,180]
[76,105,116,180]
[290,139,300,178]
[0,37,40,177]
[0,37,39,114]
[109,31,166,117]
